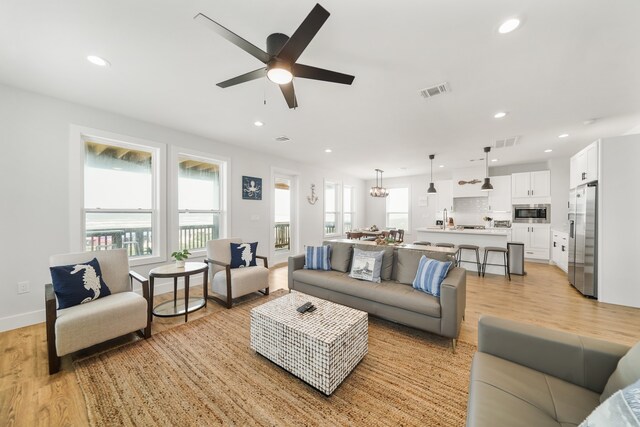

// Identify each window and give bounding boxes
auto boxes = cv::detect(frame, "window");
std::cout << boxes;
[177,155,226,252]
[324,181,340,236]
[83,139,160,259]
[386,187,410,230]
[343,185,355,233]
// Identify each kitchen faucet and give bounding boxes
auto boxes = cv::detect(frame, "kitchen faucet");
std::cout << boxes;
[443,208,447,230]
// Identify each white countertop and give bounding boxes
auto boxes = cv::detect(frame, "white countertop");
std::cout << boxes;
[416,227,511,236]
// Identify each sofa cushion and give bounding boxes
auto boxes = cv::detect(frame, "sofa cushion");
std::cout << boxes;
[355,244,394,281]
[292,269,441,317]
[601,341,640,402]
[412,255,452,297]
[467,352,600,427]
[323,241,352,273]
[304,245,331,271]
[349,248,384,283]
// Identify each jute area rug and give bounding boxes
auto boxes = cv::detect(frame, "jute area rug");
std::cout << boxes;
[75,291,475,426]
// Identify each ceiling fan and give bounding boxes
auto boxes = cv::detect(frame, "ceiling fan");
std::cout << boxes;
[194,3,355,109]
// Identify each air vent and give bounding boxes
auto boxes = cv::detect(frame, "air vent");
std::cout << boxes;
[275,136,291,142]
[418,82,451,99]
[494,136,520,149]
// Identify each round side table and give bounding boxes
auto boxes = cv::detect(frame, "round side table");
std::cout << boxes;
[149,262,208,322]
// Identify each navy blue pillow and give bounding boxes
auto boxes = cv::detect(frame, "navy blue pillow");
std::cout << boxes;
[230,242,258,268]
[50,258,112,309]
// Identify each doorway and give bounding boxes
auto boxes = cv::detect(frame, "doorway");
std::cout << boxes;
[272,171,298,264]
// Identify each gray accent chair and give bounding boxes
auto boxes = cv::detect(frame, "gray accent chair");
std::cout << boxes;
[289,241,466,350]
[467,316,635,427]
[205,238,269,308]
[46,249,150,374]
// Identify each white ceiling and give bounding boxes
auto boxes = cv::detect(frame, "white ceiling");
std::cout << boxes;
[1,0,639,179]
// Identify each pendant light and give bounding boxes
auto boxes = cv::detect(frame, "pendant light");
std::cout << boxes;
[370,169,389,197]
[481,146,494,191]
[427,154,437,194]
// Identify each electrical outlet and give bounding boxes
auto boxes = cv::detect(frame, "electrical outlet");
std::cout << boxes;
[18,281,30,294]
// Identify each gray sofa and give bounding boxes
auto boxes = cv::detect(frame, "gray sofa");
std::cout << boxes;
[467,316,638,427]
[288,241,466,350]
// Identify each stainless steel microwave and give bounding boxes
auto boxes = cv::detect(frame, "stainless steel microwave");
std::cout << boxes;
[513,204,551,223]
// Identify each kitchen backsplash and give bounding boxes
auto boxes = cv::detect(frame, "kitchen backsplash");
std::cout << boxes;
[450,197,511,225]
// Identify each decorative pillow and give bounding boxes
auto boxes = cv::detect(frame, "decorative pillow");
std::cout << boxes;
[49,258,112,309]
[412,255,452,297]
[304,245,332,271]
[355,244,394,281]
[230,242,258,268]
[580,379,640,426]
[601,341,640,402]
[349,248,384,283]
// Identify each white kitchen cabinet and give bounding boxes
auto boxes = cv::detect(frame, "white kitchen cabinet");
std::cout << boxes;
[512,170,551,203]
[488,175,512,212]
[434,180,453,213]
[552,230,569,272]
[569,140,599,189]
[511,223,550,260]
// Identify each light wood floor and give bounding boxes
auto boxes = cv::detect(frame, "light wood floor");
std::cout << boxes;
[2,262,639,426]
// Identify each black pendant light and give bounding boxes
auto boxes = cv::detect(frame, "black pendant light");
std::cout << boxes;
[370,169,389,197]
[481,146,494,191]
[427,154,437,194]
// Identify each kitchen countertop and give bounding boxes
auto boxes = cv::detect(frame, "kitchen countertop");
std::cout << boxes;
[415,227,511,236]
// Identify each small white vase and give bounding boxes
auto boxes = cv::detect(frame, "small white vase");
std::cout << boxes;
[175,260,185,268]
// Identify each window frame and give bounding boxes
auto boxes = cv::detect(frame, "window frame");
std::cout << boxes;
[170,147,229,258]
[343,185,356,234]
[323,180,341,237]
[385,186,411,232]
[69,125,167,267]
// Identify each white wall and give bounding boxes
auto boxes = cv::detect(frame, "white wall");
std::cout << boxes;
[548,157,570,229]
[598,135,640,308]
[0,83,365,331]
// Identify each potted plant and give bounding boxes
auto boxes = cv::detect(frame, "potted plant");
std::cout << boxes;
[483,216,493,228]
[171,249,191,268]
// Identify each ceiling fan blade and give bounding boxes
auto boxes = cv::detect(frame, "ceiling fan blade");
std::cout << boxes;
[216,68,266,88]
[194,13,270,64]
[292,63,355,85]
[279,82,298,109]
[277,4,330,63]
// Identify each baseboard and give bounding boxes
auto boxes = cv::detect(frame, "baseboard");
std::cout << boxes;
[0,278,205,333]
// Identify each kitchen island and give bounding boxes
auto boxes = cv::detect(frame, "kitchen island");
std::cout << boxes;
[415,227,512,276]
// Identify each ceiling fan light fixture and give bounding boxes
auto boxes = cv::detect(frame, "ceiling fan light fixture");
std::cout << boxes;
[267,62,293,85]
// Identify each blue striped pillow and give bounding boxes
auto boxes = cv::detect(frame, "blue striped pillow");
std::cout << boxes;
[304,245,332,271]
[412,255,452,297]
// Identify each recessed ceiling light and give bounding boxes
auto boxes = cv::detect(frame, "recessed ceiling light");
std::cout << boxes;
[439,164,445,168]
[325,148,332,153]
[544,149,553,153]
[86,55,110,67]
[558,133,569,138]
[491,158,498,162]
[494,111,507,119]
[498,18,521,34]
[253,121,264,127]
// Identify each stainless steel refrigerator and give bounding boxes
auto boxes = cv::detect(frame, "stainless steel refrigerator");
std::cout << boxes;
[568,182,598,297]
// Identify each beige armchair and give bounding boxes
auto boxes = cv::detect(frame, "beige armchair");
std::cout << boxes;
[205,238,269,308]
[46,249,150,374]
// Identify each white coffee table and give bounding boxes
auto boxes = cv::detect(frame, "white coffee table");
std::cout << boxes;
[250,292,368,395]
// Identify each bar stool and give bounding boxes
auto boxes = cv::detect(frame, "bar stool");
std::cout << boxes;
[457,244,481,277]
[413,241,431,246]
[435,243,455,248]
[482,246,511,281]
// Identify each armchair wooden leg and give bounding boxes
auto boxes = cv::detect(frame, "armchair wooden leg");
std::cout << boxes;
[45,283,61,375]
[264,286,269,296]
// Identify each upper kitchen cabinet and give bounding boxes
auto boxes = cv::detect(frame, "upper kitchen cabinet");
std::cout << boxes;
[512,171,551,203]
[570,140,599,189]
[435,180,453,213]
[488,175,511,212]
[452,166,488,198]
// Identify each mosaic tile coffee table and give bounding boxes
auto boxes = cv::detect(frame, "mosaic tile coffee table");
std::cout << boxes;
[250,292,368,395]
